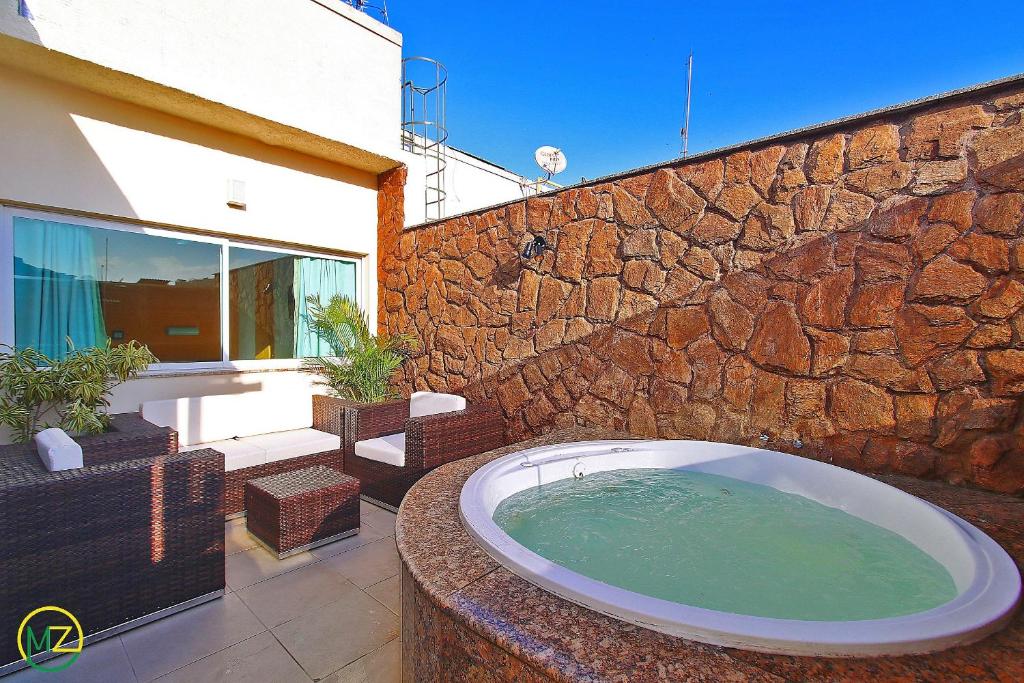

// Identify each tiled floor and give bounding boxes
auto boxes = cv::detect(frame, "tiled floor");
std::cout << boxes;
[8,501,402,683]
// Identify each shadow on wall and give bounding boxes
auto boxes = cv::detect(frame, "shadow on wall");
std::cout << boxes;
[0,371,269,445]
[107,369,325,417]
[52,76,378,188]
[108,373,265,414]
[0,63,138,219]
[383,81,1024,495]
[0,57,377,221]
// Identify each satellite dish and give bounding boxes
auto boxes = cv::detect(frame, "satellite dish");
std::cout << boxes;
[535,146,567,176]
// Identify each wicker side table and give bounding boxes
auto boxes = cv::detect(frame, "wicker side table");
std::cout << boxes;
[245,465,360,558]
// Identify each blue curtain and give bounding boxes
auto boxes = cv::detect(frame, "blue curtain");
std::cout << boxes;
[293,257,356,357]
[13,218,106,359]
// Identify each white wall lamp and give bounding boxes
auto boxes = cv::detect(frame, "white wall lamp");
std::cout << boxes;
[226,179,247,210]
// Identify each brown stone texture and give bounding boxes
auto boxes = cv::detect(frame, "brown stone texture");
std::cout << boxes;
[376,164,407,332]
[911,160,968,196]
[906,104,992,160]
[848,123,901,169]
[822,189,875,232]
[381,82,1024,494]
[912,255,987,302]
[972,120,1024,190]
[749,302,811,375]
[975,192,1024,236]
[806,134,845,183]
[846,161,912,197]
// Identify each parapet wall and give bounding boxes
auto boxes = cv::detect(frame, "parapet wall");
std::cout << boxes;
[380,77,1024,494]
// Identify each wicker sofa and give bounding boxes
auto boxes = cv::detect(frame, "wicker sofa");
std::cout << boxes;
[335,392,504,510]
[0,415,224,674]
[142,392,344,516]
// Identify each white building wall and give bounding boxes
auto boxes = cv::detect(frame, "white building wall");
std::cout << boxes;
[0,0,402,159]
[0,66,379,255]
[400,146,531,227]
[442,148,532,219]
[0,62,379,430]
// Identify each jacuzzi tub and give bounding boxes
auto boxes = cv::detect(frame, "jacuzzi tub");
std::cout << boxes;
[459,440,1021,657]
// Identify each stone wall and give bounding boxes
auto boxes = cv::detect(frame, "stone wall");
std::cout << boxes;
[377,164,407,327]
[380,79,1024,494]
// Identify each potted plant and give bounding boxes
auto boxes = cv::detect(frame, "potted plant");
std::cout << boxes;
[301,294,417,433]
[0,339,156,443]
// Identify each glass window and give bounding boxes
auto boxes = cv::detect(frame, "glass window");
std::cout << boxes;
[229,247,356,360]
[13,217,221,362]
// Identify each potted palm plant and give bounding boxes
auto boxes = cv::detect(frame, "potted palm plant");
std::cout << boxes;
[302,295,417,434]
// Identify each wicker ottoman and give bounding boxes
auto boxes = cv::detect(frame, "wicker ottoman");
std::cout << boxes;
[245,466,360,558]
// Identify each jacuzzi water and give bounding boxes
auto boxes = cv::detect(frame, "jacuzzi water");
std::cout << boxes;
[493,468,957,621]
[460,440,1022,656]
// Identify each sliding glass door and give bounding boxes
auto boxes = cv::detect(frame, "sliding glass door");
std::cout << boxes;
[13,217,222,362]
[228,247,357,361]
[3,210,361,367]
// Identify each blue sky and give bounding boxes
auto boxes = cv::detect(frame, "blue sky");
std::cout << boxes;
[389,1,1024,182]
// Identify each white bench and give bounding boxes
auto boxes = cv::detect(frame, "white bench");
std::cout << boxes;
[141,392,343,516]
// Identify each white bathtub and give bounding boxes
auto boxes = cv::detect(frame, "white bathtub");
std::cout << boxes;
[459,440,1021,657]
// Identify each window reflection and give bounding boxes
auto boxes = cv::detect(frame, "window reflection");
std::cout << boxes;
[229,248,356,360]
[11,217,358,364]
[13,218,221,361]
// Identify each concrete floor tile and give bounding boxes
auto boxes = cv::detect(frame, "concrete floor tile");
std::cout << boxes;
[321,638,401,683]
[225,520,258,556]
[226,545,316,591]
[271,590,399,680]
[236,563,359,628]
[308,526,387,561]
[361,506,397,535]
[4,636,137,683]
[153,632,309,683]
[323,537,401,589]
[120,594,265,682]
[365,574,401,616]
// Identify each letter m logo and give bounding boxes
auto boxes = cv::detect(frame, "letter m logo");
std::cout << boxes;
[23,626,50,657]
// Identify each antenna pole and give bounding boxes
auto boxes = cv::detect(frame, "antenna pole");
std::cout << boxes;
[681,51,693,158]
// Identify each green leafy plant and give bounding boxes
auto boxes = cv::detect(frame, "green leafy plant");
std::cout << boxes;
[0,339,157,442]
[301,295,416,403]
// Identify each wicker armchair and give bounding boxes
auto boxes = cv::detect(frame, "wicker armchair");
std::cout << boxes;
[338,397,504,510]
[0,422,224,674]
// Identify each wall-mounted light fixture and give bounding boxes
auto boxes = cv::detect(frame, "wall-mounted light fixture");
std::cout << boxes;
[227,179,247,210]
[521,235,547,260]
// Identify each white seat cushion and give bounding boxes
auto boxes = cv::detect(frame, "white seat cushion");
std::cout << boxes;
[354,432,407,467]
[180,438,266,472]
[34,428,83,472]
[243,428,341,464]
[410,391,466,418]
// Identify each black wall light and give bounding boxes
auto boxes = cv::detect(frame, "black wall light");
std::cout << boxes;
[521,235,547,260]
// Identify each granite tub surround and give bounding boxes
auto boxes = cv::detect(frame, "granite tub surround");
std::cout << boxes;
[381,76,1024,495]
[396,428,1024,682]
